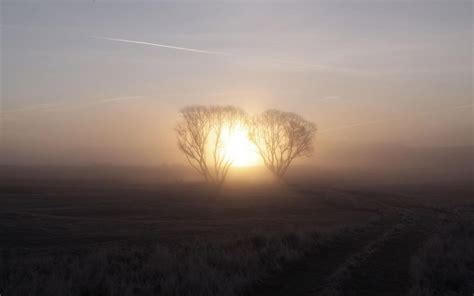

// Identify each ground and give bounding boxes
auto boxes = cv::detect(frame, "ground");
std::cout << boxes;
[0,166,472,295]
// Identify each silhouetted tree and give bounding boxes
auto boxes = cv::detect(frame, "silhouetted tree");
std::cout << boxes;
[176,105,247,188]
[249,109,316,180]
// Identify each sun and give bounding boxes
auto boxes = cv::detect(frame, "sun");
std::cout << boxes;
[220,125,261,167]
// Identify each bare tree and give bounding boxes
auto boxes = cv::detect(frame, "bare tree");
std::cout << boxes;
[176,105,247,188]
[249,109,316,179]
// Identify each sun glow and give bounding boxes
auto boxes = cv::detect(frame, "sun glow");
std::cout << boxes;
[220,125,261,167]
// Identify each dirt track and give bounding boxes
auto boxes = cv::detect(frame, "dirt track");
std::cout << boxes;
[249,189,443,296]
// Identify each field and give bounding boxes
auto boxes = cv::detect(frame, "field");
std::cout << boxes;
[0,166,472,295]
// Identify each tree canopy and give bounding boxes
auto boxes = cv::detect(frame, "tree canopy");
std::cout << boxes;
[175,105,247,188]
[249,109,316,179]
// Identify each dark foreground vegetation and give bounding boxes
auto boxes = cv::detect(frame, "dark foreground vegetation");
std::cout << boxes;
[409,220,474,296]
[0,166,472,295]
[1,230,323,296]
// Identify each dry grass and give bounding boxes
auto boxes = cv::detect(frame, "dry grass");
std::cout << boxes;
[409,220,474,296]
[0,231,321,296]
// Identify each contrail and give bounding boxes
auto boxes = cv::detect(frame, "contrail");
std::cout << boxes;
[93,36,356,72]
[92,37,234,56]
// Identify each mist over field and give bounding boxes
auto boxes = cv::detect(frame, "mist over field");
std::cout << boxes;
[2,143,471,187]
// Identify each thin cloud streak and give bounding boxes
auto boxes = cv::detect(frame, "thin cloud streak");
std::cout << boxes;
[92,37,234,56]
[1,104,68,115]
[320,103,474,133]
[1,96,145,116]
[321,96,341,101]
[96,96,144,104]
[319,120,379,133]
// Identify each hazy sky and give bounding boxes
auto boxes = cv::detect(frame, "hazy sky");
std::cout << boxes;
[1,0,472,165]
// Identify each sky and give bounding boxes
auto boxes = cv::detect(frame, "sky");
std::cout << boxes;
[1,0,472,166]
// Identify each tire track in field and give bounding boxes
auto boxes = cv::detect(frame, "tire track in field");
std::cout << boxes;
[247,217,399,296]
[249,188,436,296]
[318,213,427,296]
